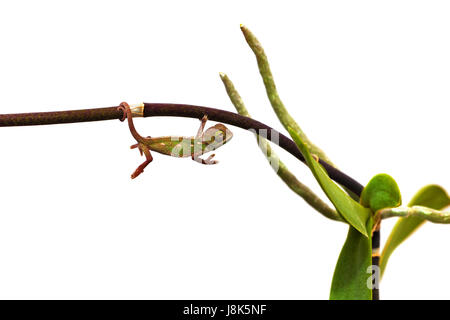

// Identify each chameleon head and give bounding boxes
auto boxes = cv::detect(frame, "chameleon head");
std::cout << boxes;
[203,124,233,146]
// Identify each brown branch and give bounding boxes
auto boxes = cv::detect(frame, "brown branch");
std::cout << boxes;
[0,106,121,127]
[0,102,364,197]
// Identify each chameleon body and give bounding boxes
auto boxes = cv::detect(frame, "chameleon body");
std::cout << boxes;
[118,102,233,179]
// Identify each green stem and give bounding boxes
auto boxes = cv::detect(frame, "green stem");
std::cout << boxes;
[379,206,450,224]
[220,72,341,222]
[240,25,334,166]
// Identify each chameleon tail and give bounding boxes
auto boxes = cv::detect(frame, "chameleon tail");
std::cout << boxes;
[118,102,146,143]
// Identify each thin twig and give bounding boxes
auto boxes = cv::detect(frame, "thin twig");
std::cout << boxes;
[379,206,450,223]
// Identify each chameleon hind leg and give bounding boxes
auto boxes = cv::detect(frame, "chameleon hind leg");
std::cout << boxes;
[191,115,218,165]
[130,143,154,179]
[130,136,151,156]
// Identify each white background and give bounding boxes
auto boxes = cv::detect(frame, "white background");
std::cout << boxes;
[0,1,449,299]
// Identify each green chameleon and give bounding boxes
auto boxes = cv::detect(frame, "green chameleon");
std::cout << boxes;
[118,102,233,179]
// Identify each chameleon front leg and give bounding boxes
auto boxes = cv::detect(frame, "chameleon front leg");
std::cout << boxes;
[191,115,218,165]
[192,153,217,165]
[195,115,208,139]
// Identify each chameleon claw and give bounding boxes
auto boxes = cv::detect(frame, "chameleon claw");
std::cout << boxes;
[130,144,142,155]
[131,167,144,179]
[200,153,218,165]
[130,145,153,179]
[130,143,144,155]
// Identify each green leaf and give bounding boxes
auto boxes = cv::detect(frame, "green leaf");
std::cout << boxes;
[330,224,373,300]
[360,173,402,212]
[288,127,371,237]
[380,185,450,277]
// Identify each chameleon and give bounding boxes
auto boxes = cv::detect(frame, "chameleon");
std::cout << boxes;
[117,102,233,179]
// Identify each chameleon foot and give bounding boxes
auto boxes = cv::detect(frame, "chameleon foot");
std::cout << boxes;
[130,143,143,156]
[193,153,218,165]
[131,162,149,179]
[130,144,154,179]
[131,137,151,155]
